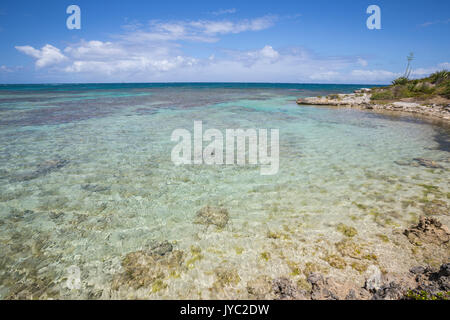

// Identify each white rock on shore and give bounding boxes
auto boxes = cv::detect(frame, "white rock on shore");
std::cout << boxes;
[296,93,450,121]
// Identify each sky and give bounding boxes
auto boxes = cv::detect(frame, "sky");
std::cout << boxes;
[0,0,449,84]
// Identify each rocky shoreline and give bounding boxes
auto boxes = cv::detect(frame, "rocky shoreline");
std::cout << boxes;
[255,216,450,300]
[297,90,450,121]
[109,212,449,301]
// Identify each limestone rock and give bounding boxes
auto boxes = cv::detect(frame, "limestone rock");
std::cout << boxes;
[307,273,338,300]
[371,282,405,300]
[404,217,450,246]
[405,263,450,299]
[272,277,305,300]
[413,158,444,169]
[364,265,383,292]
[247,276,273,300]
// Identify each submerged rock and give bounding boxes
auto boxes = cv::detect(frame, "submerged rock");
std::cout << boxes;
[194,206,229,228]
[112,242,184,291]
[394,160,419,167]
[336,223,358,238]
[147,240,173,256]
[81,184,110,193]
[413,158,444,169]
[422,200,449,216]
[36,159,69,175]
[9,159,69,183]
[49,211,64,221]
[247,276,273,300]
[214,267,241,287]
[404,216,450,246]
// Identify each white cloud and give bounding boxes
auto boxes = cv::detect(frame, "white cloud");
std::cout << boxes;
[15,44,67,68]
[211,8,237,16]
[350,69,399,81]
[14,39,403,83]
[0,65,13,72]
[419,18,450,27]
[64,56,197,75]
[357,58,368,67]
[410,62,449,78]
[192,16,276,35]
[64,41,126,59]
[14,15,442,84]
[119,15,277,43]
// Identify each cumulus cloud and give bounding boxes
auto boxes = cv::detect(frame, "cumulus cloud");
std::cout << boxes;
[13,15,426,84]
[61,39,197,75]
[15,44,67,68]
[64,41,126,59]
[119,15,277,43]
[15,39,402,83]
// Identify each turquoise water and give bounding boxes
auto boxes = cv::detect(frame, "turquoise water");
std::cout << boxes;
[0,83,448,299]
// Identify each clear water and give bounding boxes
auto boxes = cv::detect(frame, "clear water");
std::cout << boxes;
[0,83,449,299]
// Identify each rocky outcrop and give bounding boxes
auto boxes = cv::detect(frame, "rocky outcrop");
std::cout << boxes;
[296,93,450,121]
[405,264,450,299]
[371,282,406,300]
[244,260,450,300]
[403,217,450,246]
[272,277,306,300]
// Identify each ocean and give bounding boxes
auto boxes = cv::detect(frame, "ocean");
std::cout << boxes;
[0,83,448,299]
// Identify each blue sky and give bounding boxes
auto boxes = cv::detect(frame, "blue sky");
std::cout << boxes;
[0,0,449,84]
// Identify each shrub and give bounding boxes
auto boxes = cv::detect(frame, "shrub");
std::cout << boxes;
[429,70,449,84]
[440,81,450,99]
[371,90,395,100]
[392,77,409,86]
[414,83,435,94]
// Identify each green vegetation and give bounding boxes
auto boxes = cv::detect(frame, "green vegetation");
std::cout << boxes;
[392,77,409,86]
[371,69,450,101]
[336,223,358,238]
[260,252,271,262]
[322,254,347,269]
[405,290,450,301]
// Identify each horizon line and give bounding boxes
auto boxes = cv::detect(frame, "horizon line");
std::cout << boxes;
[0,81,388,86]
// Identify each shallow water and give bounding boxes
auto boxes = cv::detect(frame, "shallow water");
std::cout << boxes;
[0,84,449,299]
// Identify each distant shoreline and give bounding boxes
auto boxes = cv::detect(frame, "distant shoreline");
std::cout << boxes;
[297,89,450,122]
[298,72,450,122]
